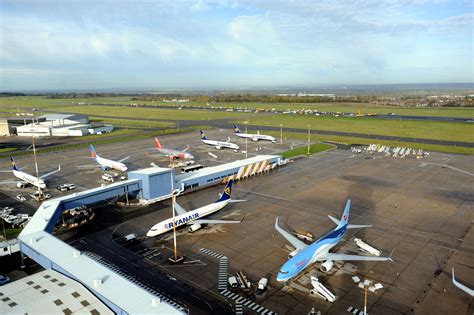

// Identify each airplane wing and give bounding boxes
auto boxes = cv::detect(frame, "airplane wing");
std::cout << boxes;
[40,165,61,180]
[327,215,372,229]
[173,201,188,216]
[192,219,241,224]
[229,199,246,203]
[452,268,474,297]
[118,156,130,163]
[275,217,307,251]
[321,253,392,262]
[0,179,20,185]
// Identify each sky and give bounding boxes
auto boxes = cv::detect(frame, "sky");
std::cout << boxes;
[0,0,473,91]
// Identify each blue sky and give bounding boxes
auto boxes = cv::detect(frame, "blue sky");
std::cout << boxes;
[0,0,472,91]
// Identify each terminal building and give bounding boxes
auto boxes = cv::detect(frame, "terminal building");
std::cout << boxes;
[14,154,286,314]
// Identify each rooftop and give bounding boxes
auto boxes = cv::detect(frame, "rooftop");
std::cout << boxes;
[0,269,113,315]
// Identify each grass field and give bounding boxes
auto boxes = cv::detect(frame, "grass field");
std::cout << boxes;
[1,96,473,118]
[0,147,16,153]
[237,115,474,143]
[90,117,174,129]
[267,131,474,155]
[44,105,254,121]
[281,143,335,158]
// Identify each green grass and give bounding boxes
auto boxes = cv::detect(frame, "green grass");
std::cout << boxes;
[1,228,22,240]
[90,117,174,129]
[237,115,474,143]
[0,147,16,153]
[269,131,474,155]
[46,105,254,121]
[281,143,335,158]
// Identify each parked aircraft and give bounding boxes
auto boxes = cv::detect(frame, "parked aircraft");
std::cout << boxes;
[0,157,60,189]
[274,199,392,282]
[452,268,474,296]
[233,124,276,142]
[148,137,194,160]
[90,144,128,172]
[200,130,239,150]
[146,179,243,237]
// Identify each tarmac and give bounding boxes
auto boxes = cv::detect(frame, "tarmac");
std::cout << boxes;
[1,130,473,314]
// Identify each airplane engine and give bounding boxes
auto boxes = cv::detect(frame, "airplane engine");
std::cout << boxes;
[17,182,27,188]
[215,146,221,150]
[251,138,258,142]
[101,166,110,171]
[320,260,334,273]
[188,223,202,232]
[288,249,300,259]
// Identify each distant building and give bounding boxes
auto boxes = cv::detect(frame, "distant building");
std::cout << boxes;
[15,114,113,137]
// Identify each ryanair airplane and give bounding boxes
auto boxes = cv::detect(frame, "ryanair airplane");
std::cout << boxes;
[275,199,392,282]
[146,179,243,237]
[200,130,239,150]
[0,157,60,189]
[233,124,276,143]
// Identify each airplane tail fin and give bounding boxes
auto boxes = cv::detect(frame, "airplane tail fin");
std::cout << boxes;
[200,130,207,140]
[215,179,233,203]
[233,124,241,133]
[10,157,18,171]
[90,144,99,160]
[337,199,351,229]
[153,137,162,149]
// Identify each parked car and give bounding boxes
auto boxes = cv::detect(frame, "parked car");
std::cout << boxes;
[16,195,26,202]
[0,275,10,286]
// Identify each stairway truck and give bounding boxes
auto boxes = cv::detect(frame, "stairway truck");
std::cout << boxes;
[236,271,251,289]
[354,238,381,256]
[310,276,336,303]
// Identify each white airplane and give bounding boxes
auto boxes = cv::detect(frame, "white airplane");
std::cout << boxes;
[147,179,243,237]
[233,124,276,143]
[90,144,129,172]
[0,157,60,189]
[452,268,474,296]
[275,199,392,282]
[200,130,239,150]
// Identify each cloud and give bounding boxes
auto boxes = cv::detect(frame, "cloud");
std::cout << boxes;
[0,0,472,90]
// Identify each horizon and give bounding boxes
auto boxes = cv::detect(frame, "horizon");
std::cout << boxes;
[1,1,473,91]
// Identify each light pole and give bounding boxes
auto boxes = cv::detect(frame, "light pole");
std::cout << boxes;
[244,121,248,159]
[307,124,311,155]
[352,276,383,315]
[280,124,283,144]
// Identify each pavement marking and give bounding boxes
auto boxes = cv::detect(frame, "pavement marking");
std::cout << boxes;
[347,306,366,315]
[420,162,474,176]
[200,247,276,315]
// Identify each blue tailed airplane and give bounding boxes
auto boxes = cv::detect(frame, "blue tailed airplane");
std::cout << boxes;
[275,199,392,282]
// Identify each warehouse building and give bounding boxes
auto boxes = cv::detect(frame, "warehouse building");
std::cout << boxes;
[15,114,113,137]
